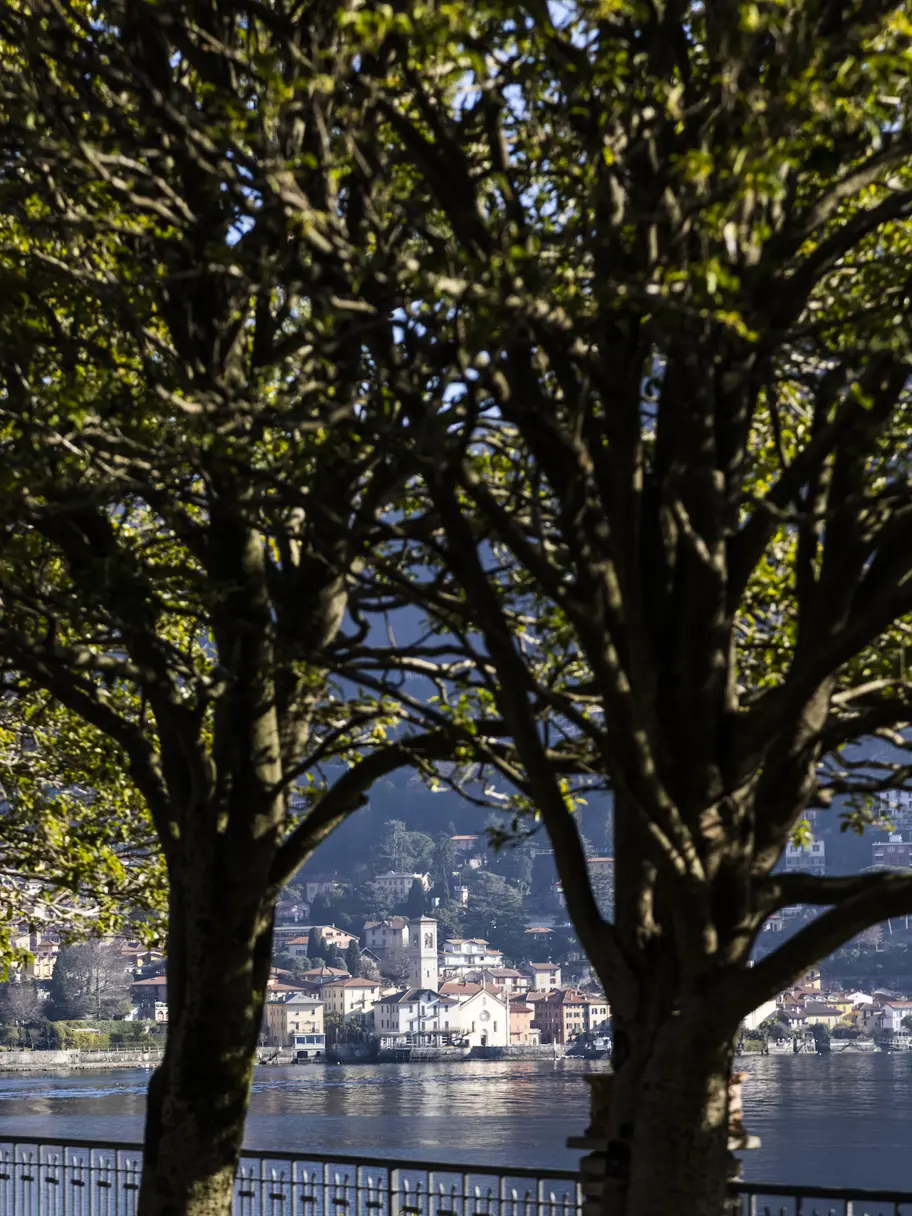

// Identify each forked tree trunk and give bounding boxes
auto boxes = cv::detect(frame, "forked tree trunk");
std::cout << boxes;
[137,859,276,1216]
[600,1008,736,1216]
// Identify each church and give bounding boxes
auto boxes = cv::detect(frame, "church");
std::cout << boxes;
[371,916,509,1049]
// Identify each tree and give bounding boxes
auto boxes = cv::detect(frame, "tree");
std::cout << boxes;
[336,6,912,1213]
[344,940,362,979]
[47,942,131,1021]
[0,981,42,1028]
[0,694,167,958]
[404,878,428,919]
[0,8,528,1213]
[307,930,326,965]
[324,944,346,971]
[462,874,528,964]
[375,820,435,876]
[431,834,457,900]
[432,900,466,943]
[357,882,399,922]
[380,947,412,988]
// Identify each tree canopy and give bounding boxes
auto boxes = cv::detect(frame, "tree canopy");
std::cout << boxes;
[4,2,912,1215]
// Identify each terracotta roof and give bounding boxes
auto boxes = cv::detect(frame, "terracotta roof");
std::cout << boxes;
[541,988,587,1004]
[377,988,456,1006]
[328,978,381,990]
[527,963,559,971]
[440,982,483,996]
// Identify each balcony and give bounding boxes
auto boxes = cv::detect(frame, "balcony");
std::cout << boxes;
[1,1137,911,1216]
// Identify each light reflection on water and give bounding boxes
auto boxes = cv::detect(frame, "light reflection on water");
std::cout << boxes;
[0,1056,910,1187]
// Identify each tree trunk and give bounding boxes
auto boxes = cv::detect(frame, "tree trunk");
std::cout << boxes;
[137,865,276,1216]
[601,1010,735,1216]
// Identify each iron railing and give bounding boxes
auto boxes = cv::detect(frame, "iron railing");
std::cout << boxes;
[2,1137,912,1216]
[0,1138,580,1216]
[733,1182,912,1215]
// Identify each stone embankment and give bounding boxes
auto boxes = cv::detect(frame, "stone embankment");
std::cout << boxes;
[470,1044,567,1060]
[0,1049,163,1071]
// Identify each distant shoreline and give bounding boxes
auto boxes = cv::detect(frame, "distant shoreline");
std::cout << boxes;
[0,1049,163,1072]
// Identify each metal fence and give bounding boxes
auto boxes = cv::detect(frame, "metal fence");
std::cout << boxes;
[0,1138,580,1216]
[3,1137,912,1216]
[733,1181,912,1216]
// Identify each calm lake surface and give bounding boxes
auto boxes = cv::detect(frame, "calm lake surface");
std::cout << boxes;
[0,1056,908,1189]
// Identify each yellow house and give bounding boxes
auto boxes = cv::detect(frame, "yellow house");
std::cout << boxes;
[823,996,856,1019]
[322,978,383,1022]
[25,941,58,981]
[802,1003,842,1029]
[264,994,324,1046]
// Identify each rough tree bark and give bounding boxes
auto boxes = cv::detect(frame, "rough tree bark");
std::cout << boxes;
[138,878,274,1216]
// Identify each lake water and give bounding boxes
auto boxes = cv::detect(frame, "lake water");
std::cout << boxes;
[0,1056,909,1190]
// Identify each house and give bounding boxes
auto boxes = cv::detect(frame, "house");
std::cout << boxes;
[878,1000,912,1033]
[301,875,346,904]
[466,968,528,993]
[132,976,169,1021]
[363,917,410,955]
[780,1008,809,1029]
[784,841,826,876]
[450,835,481,854]
[295,966,350,989]
[845,990,875,1008]
[286,926,358,956]
[439,982,485,1001]
[373,989,457,1043]
[117,940,166,970]
[440,939,505,977]
[446,987,510,1048]
[584,994,610,1033]
[24,940,59,981]
[373,872,432,900]
[821,994,857,1018]
[525,963,562,991]
[872,835,912,869]
[275,901,309,924]
[532,989,609,1044]
[509,999,541,1046]
[588,857,615,877]
[861,1003,886,1034]
[802,1004,844,1029]
[322,978,383,1023]
[273,925,309,951]
[263,993,325,1047]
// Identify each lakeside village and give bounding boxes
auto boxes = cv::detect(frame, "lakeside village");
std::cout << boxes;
[9,814,912,1063]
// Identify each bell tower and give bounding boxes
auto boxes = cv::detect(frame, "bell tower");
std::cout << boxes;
[408,916,438,992]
